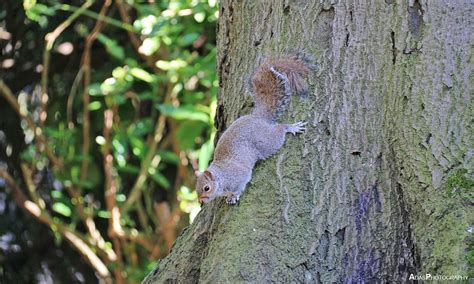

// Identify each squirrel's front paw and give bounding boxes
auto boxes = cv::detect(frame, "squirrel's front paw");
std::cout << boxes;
[226,195,240,205]
[287,121,307,135]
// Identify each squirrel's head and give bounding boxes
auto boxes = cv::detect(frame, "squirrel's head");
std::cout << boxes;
[195,170,219,204]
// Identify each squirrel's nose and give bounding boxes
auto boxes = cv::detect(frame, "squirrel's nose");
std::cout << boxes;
[198,197,208,205]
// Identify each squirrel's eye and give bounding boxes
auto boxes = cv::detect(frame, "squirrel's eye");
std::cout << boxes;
[203,186,210,192]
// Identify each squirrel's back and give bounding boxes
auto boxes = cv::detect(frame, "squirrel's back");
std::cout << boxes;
[251,57,310,121]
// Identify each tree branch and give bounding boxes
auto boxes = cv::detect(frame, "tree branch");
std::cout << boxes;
[121,113,166,213]
[114,0,162,72]
[0,170,112,282]
[103,109,125,284]
[0,79,117,271]
[58,4,135,32]
[80,0,112,188]
[0,80,61,169]
[40,0,94,127]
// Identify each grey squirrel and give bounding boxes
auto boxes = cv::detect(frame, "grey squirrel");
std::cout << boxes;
[195,57,310,205]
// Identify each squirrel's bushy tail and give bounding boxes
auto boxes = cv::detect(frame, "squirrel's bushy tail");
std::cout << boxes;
[251,57,310,121]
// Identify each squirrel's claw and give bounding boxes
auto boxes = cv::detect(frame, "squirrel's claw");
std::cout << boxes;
[226,195,240,205]
[287,121,307,135]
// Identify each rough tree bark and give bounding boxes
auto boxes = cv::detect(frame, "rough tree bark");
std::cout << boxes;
[144,0,473,282]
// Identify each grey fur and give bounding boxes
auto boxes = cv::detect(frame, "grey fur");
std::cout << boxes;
[195,63,308,205]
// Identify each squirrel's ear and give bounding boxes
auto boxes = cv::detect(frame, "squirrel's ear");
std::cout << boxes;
[195,170,203,177]
[203,170,215,181]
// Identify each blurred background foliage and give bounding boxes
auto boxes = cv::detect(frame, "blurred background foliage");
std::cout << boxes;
[0,0,217,282]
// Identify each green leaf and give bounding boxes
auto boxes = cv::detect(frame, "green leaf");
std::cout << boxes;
[194,12,206,23]
[112,67,127,80]
[88,101,102,111]
[53,203,72,217]
[138,91,157,100]
[71,155,92,163]
[82,163,102,189]
[112,137,126,154]
[130,67,155,83]
[128,119,153,136]
[178,33,199,46]
[150,171,170,189]
[139,37,160,56]
[76,180,95,190]
[88,83,103,96]
[100,77,117,95]
[156,150,179,165]
[20,145,36,162]
[198,137,214,171]
[133,14,159,36]
[208,0,217,7]
[130,136,146,157]
[155,59,187,71]
[51,190,62,199]
[176,121,206,150]
[116,194,126,202]
[24,2,56,27]
[157,104,209,122]
[23,0,36,10]
[97,210,111,218]
[117,164,140,174]
[70,165,80,183]
[97,33,125,60]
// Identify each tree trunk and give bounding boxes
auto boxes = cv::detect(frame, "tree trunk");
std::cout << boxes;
[144,0,473,282]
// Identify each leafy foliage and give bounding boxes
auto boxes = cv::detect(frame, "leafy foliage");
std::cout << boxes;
[0,0,218,282]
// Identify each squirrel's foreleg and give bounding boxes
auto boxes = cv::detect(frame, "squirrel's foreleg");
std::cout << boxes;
[226,193,240,205]
[225,175,251,205]
[284,121,307,135]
